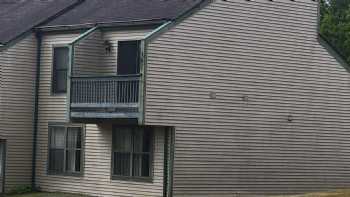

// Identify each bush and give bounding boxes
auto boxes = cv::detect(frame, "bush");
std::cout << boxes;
[9,185,32,195]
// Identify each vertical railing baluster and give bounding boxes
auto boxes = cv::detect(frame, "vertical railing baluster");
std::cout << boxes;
[71,75,140,108]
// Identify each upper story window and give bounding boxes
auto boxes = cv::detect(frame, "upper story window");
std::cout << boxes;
[52,47,69,94]
[112,126,153,180]
[48,124,83,175]
[117,40,140,75]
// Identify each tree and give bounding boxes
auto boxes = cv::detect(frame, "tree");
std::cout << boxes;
[320,0,350,63]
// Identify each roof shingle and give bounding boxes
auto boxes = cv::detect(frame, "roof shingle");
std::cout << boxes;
[42,0,202,28]
[0,0,80,45]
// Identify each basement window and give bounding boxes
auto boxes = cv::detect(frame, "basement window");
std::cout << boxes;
[48,124,83,175]
[52,47,69,94]
[117,40,141,75]
[112,126,153,181]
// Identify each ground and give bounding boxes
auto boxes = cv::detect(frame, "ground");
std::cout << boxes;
[5,190,350,197]
[5,193,87,197]
[274,190,350,197]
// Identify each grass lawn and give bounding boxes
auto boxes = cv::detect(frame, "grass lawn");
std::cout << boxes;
[5,193,87,197]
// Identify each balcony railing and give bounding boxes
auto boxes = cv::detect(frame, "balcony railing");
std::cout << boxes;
[70,75,141,119]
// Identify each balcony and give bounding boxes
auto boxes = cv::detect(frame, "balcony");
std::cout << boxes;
[70,74,141,121]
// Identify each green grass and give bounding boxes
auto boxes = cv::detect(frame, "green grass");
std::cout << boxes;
[5,192,87,197]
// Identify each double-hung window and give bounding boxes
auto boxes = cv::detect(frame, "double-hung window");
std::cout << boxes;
[52,47,69,94]
[112,127,153,179]
[48,125,83,175]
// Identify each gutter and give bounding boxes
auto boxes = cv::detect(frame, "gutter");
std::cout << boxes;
[37,19,168,32]
[31,31,42,191]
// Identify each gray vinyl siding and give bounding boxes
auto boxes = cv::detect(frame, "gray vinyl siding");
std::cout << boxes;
[73,30,105,76]
[73,28,154,76]
[36,30,165,197]
[145,0,350,196]
[101,28,154,73]
[0,35,37,191]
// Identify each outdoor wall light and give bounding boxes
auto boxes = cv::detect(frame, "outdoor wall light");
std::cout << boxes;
[104,40,112,53]
[287,115,293,122]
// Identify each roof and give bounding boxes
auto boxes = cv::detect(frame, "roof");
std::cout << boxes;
[0,0,81,45]
[41,0,202,28]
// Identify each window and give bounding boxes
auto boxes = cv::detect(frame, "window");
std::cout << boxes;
[112,127,152,179]
[48,125,83,175]
[117,40,140,75]
[52,47,69,94]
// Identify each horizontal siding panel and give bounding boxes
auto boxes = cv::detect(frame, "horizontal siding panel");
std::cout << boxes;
[145,0,350,196]
[0,35,37,191]
[36,30,165,197]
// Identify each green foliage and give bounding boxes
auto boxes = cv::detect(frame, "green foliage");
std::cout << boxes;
[320,0,350,63]
[8,185,32,195]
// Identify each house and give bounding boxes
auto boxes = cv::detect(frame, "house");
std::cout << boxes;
[0,0,82,192]
[1,0,350,196]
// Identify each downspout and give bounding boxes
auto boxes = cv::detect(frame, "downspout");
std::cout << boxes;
[142,21,174,197]
[168,128,176,197]
[163,128,169,197]
[141,1,212,196]
[31,31,42,190]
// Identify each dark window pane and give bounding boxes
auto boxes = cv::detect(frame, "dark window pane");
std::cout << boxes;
[49,149,64,173]
[50,127,65,149]
[117,41,140,75]
[113,152,131,176]
[143,128,152,153]
[66,127,82,173]
[133,128,143,153]
[75,150,81,172]
[52,47,69,93]
[113,128,132,152]
[54,47,69,69]
[67,127,81,149]
[66,149,81,173]
[54,70,67,93]
[134,127,152,153]
[133,153,150,177]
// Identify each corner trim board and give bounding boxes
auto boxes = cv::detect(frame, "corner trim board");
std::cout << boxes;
[31,32,42,190]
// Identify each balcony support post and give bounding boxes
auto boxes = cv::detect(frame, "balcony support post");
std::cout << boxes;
[67,26,99,121]
[138,40,146,125]
[66,44,74,121]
